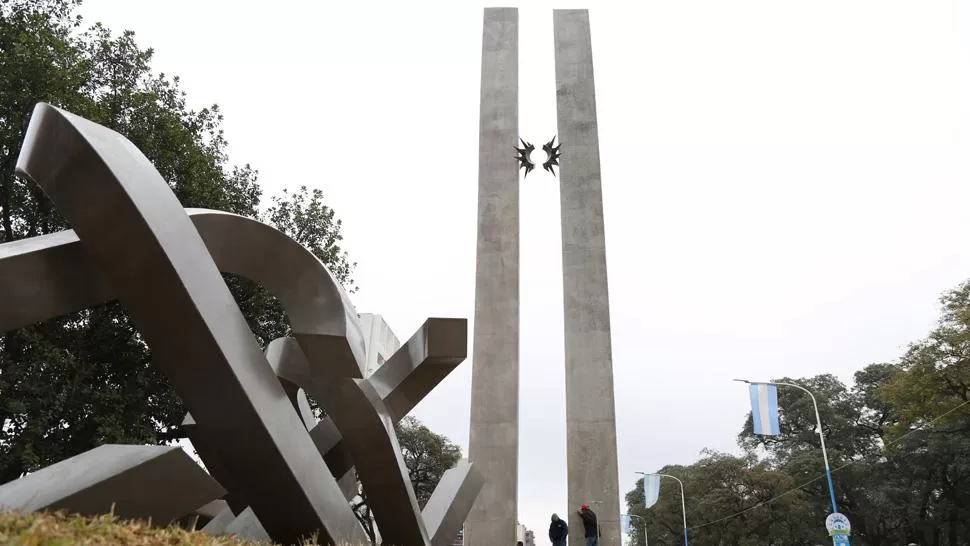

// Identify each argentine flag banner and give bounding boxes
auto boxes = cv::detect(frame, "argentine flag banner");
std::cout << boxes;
[643,474,662,508]
[620,515,631,534]
[749,383,781,436]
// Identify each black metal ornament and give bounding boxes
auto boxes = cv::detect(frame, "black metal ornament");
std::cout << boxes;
[542,136,561,176]
[514,138,535,177]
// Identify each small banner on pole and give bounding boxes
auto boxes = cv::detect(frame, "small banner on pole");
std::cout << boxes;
[620,514,631,534]
[749,383,781,435]
[643,474,662,508]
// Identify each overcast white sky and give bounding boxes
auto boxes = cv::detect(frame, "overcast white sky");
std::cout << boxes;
[76,0,970,539]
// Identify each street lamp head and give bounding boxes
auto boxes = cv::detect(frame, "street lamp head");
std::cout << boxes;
[732,378,750,384]
[634,471,645,476]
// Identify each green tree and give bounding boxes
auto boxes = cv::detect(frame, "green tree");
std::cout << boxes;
[882,281,970,432]
[624,275,970,545]
[626,453,816,546]
[877,281,970,545]
[396,415,462,506]
[733,371,913,545]
[351,416,462,543]
[732,365,970,544]
[0,0,355,481]
[267,186,357,292]
[736,375,866,529]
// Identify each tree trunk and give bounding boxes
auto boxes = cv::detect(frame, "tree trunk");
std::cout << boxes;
[948,511,959,546]
[0,170,14,242]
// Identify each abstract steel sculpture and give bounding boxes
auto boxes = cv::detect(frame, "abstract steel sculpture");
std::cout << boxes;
[0,445,225,525]
[0,103,482,545]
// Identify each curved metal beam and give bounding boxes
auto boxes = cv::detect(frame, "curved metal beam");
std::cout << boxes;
[13,103,366,545]
[187,209,365,379]
[307,317,468,480]
[0,229,113,331]
[271,337,430,546]
[422,460,486,546]
[0,210,366,380]
[269,326,482,546]
[0,445,225,526]
[0,220,470,482]
[4,103,481,546]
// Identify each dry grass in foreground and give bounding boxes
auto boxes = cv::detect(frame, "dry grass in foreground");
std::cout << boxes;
[0,510,348,546]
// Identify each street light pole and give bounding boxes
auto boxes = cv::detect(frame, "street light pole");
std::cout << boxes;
[734,379,839,514]
[636,472,687,546]
[627,514,647,546]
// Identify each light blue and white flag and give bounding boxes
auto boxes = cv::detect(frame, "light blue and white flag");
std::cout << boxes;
[749,382,781,436]
[620,514,631,534]
[643,474,662,508]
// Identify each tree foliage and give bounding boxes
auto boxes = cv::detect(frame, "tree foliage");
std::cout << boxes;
[395,415,463,507]
[0,0,355,481]
[626,280,970,546]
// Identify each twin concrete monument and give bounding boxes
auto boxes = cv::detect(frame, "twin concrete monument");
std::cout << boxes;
[467,8,621,546]
[0,7,617,546]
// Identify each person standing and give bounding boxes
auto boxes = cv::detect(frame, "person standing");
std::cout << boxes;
[549,513,568,546]
[577,504,598,546]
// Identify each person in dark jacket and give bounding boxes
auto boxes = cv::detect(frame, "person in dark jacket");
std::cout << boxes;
[549,513,568,546]
[577,504,599,546]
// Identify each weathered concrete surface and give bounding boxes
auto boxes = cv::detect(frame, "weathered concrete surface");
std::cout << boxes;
[465,7,519,546]
[553,9,621,546]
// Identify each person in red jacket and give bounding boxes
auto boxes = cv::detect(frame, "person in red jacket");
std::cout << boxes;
[577,504,599,546]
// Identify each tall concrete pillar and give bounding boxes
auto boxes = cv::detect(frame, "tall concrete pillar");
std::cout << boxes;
[465,8,519,546]
[553,9,621,546]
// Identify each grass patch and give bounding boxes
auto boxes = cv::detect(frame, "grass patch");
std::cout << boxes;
[0,510,344,545]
